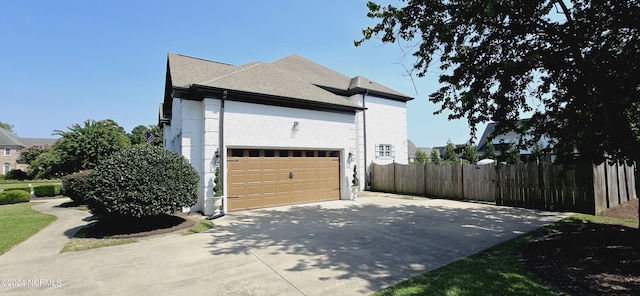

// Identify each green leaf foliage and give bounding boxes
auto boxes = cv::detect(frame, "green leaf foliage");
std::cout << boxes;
[19,144,52,165]
[443,141,458,163]
[86,145,199,218]
[33,185,61,197]
[0,190,30,205]
[430,149,442,165]
[462,144,478,164]
[53,119,130,174]
[357,0,640,163]
[414,150,428,163]
[4,169,29,181]
[61,170,93,203]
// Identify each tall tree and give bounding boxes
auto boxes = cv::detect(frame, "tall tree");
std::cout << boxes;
[30,119,131,178]
[461,143,478,164]
[356,0,640,164]
[430,149,442,164]
[129,125,150,145]
[0,121,14,133]
[484,141,497,160]
[414,150,428,163]
[443,140,458,163]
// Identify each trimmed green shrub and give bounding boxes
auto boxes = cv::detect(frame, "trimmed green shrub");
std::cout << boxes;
[4,169,30,181]
[33,185,61,197]
[87,146,199,218]
[4,187,31,193]
[61,170,92,203]
[0,190,30,205]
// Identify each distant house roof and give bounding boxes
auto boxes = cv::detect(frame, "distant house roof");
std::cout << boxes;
[407,139,433,159]
[0,128,24,147]
[0,128,57,148]
[476,119,532,154]
[162,53,413,121]
[20,138,57,147]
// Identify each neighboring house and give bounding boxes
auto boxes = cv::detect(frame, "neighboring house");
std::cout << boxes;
[432,143,465,159]
[407,139,433,163]
[0,128,57,174]
[159,53,413,215]
[476,120,553,161]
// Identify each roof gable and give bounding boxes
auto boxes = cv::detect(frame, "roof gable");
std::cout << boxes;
[0,128,25,147]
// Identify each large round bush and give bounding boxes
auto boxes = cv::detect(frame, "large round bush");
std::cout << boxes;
[86,146,199,218]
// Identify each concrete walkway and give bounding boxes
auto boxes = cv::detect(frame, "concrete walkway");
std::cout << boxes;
[0,193,572,295]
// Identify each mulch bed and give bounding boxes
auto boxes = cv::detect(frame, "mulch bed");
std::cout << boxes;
[81,213,197,239]
[519,199,640,295]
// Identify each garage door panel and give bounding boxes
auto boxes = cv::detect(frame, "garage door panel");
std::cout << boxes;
[227,149,340,211]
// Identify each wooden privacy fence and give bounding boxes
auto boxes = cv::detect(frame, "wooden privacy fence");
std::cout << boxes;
[370,161,637,214]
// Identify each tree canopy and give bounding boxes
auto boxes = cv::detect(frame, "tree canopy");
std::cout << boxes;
[0,121,14,133]
[356,0,640,163]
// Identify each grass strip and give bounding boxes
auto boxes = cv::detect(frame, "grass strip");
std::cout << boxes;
[62,227,137,252]
[183,219,214,235]
[0,202,57,255]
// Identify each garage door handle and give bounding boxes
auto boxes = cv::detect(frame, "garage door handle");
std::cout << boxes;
[228,196,240,199]
[288,172,294,179]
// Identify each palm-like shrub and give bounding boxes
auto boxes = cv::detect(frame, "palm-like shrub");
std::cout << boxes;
[86,146,199,218]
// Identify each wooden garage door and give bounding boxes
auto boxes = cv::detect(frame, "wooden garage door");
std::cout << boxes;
[226,149,340,211]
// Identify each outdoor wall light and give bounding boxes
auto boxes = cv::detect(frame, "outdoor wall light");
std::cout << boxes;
[292,121,300,131]
[348,151,354,163]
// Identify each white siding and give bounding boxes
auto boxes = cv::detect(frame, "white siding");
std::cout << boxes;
[202,98,221,215]
[362,95,409,167]
[224,101,357,204]
[176,99,205,212]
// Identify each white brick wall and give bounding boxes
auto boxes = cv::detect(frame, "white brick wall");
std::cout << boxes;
[364,95,409,165]
[166,94,409,213]
[224,101,357,201]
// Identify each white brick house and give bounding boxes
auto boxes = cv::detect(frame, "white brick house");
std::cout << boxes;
[160,53,412,215]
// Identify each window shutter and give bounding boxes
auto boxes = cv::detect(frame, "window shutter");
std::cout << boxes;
[391,145,395,158]
[375,144,381,158]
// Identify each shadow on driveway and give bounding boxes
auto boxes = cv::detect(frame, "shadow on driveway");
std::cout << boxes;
[206,196,568,295]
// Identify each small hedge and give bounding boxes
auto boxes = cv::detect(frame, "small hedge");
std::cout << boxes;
[33,185,61,197]
[4,187,31,193]
[61,171,92,203]
[0,190,30,205]
[4,169,30,181]
[87,146,199,218]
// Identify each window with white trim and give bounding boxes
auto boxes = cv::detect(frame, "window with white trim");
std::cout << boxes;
[3,163,9,174]
[4,147,10,156]
[375,144,395,158]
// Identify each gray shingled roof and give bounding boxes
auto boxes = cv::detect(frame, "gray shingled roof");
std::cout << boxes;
[0,128,25,147]
[195,62,361,108]
[269,54,352,91]
[20,138,58,146]
[0,128,58,148]
[167,53,412,109]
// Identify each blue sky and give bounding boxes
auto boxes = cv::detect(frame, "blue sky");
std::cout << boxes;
[0,0,486,148]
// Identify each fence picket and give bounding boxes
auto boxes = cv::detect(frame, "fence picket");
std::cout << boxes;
[370,160,637,215]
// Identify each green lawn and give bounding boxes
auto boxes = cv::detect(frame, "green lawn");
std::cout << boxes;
[0,202,57,255]
[374,214,637,296]
[0,180,61,190]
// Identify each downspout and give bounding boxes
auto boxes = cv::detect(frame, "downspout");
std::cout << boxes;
[208,90,227,220]
[362,90,369,190]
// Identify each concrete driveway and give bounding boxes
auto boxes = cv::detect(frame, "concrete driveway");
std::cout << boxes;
[0,192,571,295]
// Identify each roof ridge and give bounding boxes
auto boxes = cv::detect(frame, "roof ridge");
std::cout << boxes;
[168,53,235,67]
